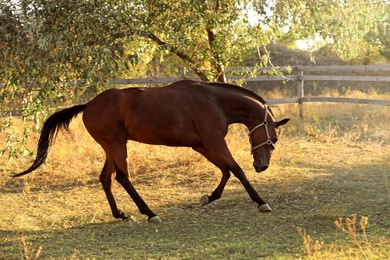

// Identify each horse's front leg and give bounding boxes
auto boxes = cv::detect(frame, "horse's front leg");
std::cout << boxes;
[194,143,272,212]
[230,165,273,212]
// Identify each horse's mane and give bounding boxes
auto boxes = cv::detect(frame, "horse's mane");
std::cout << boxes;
[205,82,267,105]
[202,81,275,117]
[177,80,274,116]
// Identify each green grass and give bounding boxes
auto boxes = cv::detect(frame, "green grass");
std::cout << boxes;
[0,102,389,259]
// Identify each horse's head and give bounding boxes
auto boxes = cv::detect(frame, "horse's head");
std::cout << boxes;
[249,106,289,172]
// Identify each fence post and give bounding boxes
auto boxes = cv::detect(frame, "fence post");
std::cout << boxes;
[297,71,304,119]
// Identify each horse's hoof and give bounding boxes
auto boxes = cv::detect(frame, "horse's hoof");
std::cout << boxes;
[258,203,273,212]
[199,195,210,206]
[148,216,162,223]
[122,216,137,222]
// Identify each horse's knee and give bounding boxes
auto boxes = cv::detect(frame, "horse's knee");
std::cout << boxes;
[99,172,109,183]
[100,162,115,185]
[115,172,130,185]
[114,165,130,184]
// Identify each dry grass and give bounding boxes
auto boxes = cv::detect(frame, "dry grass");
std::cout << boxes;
[0,96,389,259]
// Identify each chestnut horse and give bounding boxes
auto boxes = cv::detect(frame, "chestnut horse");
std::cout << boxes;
[14,80,289,223]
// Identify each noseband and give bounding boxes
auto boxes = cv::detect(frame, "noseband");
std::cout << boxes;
[248,105,275,154]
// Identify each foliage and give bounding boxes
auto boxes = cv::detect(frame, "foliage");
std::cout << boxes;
[0,0,135,110]
[297,227,324,256]
[334,214,370,251]
[136,0,258,82]
[298,214,381,259]
[0,118,33,161]
[365,4,390,61]
[18,234,42,260]
[0,0,137,158]
[257,0,386,60]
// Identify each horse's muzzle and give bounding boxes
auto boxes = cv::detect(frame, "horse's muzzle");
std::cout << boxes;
[253,161,269,172]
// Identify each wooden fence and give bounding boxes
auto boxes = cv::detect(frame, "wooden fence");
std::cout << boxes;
[112,65,390,107]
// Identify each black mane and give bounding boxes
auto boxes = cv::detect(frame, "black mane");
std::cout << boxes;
[204,81,276,117]
[179,79,273,115]
[207,82,267,105]
[206,81,267,105]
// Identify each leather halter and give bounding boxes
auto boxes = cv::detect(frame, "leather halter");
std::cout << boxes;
[248,105,275,153]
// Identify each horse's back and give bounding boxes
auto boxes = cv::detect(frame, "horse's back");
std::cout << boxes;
[83,81,226,146]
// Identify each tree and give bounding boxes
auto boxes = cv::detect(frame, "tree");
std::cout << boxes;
[136,0,259,82]
[0,1,136,114]
[253,0,386,60]
[365,4,390,61]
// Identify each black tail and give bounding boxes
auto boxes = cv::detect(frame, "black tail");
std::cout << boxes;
[13,104,86,177]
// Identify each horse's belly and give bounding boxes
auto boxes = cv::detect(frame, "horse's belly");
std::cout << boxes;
[128,130,201,147]
[125,120,201,147]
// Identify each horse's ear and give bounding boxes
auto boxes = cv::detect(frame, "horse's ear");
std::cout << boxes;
[276,118,290,127]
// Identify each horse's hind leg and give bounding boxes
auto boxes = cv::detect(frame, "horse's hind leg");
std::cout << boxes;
[200,169,230,206]
[109,142,161,223]
[100,157,127,219]
[193,145,231,206]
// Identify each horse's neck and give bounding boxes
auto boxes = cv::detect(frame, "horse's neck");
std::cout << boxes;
[222,94,264,128]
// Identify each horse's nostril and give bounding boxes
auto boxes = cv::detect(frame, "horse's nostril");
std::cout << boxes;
[262,165,269,171]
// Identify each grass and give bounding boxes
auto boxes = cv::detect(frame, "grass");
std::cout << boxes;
[1,95,389,259]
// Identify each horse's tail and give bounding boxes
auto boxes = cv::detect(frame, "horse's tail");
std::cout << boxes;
[13,104,86,178]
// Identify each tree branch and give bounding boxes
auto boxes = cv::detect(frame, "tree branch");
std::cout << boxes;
[146,33,209,81]
[207,28,226,83]
[204,0,226,83]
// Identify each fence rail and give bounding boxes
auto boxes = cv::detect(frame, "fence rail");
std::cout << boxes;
[267,97,390,106]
